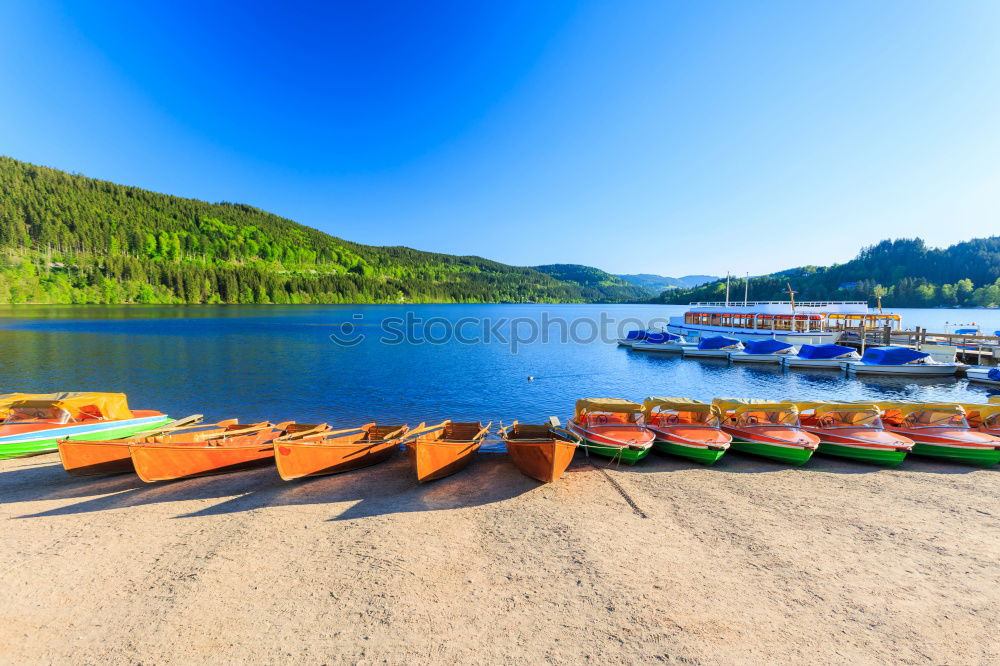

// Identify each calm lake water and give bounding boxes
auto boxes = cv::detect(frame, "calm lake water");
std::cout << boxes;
[1,305,998,432]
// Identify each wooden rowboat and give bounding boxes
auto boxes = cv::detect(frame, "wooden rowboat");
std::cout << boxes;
[405,420,491,482]
[131,421,321,482]
[499,419,577,483]
[58,414,209,476]
[273,422,409,480]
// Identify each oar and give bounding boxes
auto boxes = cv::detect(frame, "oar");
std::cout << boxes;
[134,414,204,437]
[277,423,332,441]
[472,422,492,442]
[402,420,448,440]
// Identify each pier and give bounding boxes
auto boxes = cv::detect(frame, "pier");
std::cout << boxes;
[833,326,999,365]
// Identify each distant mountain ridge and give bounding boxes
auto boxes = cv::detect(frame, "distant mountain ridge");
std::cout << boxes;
[0,156,651,304]
[616,273,718,292]
[658,238,1000,308]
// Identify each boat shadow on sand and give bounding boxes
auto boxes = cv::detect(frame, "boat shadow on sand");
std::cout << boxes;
[3,452,550,521]
[3,448,990,521]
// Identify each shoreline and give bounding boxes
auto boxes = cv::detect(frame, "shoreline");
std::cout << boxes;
[2,450,997,663]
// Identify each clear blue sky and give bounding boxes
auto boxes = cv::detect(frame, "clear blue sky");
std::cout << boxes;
[2,1,1000,276]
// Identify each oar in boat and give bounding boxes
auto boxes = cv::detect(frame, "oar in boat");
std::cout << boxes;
[57,413,209,476]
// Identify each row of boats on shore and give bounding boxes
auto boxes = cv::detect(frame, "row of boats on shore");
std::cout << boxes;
[620,331,1000,381]
[2,393,999,487]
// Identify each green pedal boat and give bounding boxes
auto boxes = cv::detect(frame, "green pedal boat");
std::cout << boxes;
[642,397,730,465]
[878,402,1000,467]
[567,398,653,465]
[795,401,913,467]
[0,392,171,459]
[714,398,819,466]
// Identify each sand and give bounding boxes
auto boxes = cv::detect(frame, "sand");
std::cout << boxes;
[1,449,997,665]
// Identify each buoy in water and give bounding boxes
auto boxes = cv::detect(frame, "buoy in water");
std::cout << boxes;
[527,376,534,381]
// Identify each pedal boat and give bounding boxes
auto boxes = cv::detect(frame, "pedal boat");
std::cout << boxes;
[274,422,409,480]
[630,332,695,353]
[877,402,1000,466]
[683,335,744,359]
[730,339,797,364]
[794,402,912,466]
[0,392,171,459]
[404,420,490,482]
[130,421,313,482]
[641,397,730,464]
[58,414,209,475]
[780,344,860,369]
[566,398,654,465]
[848,347,959,376]
[713,399,819,465]
[499,419,577,482]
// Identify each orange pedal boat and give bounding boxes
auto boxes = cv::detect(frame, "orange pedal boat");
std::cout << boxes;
[405,420,490,482]
[130,421,317,482]
[274,422,409,480]
[58,415,212,476]
[499,420,577,483]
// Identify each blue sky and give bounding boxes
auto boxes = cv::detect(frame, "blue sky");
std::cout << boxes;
[2,1,1000,276]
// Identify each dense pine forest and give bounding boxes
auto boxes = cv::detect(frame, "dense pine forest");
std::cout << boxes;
[0,157,651,305]
[660,238,1000,308]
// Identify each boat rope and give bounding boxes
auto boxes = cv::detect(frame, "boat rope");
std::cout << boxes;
[583,444,648,519]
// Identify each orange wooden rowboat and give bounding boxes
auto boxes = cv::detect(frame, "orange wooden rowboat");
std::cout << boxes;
[57,415,216,476]
[499,420,577,483]
[273,422,409,480]
[130,421,321,482]
[405,420,491,482]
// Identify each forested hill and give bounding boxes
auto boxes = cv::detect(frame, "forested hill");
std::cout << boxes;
[0,156,641,304]
[532,264,652,302]
[659,238,1000,308]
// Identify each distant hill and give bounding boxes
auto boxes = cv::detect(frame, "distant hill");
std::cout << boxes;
[616,273,718,292]
[658,238,1000,308]
[532,264,654,301]
[0,156,650,304]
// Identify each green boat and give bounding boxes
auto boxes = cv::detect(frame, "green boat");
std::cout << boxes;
[794,401,911,467]
[0,392,171,459]
[642,397,730,465]
[714,398,819,466]
[568,398,654,465]
[878,402,1000,467]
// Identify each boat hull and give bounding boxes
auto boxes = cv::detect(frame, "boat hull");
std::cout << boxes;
[814,440,907,466]
[631,342,696,353]
[652,439,726,465]
[849,363,959,376]
[667,323,839,346]
[782,358,855,369]
[405,440,481,482]
[58,440,136,476]
[730,353,786,364]
[0,414,171,460]
[909,441,1000,467]
[505,439,576,482]
[567,422,652,465]
[727,437,814,465]
[965,367,1000,385]
[275,439,398,480]
[131,441,276,482]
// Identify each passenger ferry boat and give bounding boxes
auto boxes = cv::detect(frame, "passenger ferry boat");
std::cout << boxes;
[667,301,900,346]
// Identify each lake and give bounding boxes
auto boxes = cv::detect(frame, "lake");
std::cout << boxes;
[1,305,998,434]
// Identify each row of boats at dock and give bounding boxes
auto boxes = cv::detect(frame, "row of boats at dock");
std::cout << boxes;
[1,393,999,489]
[620,330,1000,381]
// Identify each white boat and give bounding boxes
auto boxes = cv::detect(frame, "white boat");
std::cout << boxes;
[667,300,900,346]
[781,344,861,369]
[966,366,1000,385]
[847,347,960,376]
[730,339,797,364]
[631,332,697,353]
[683,335,744,358]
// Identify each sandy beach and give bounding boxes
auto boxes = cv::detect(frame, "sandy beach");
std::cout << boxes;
[1,449,997,665]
